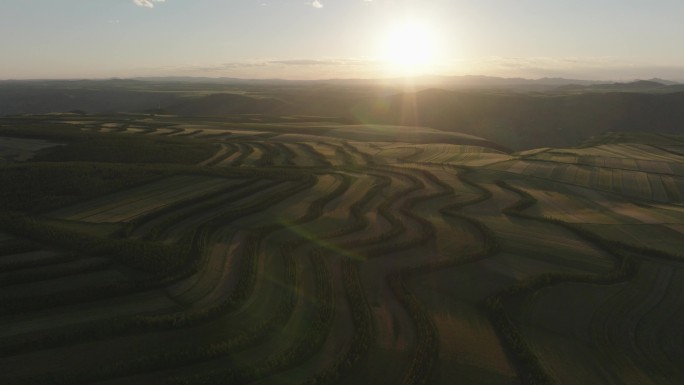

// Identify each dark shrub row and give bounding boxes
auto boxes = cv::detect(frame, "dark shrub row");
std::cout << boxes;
[389,272,438,385]
[274,142,297,166]
[342,141,375,166]
[479,179,651,385]
[297,143,333,167]
[168,248,334,385]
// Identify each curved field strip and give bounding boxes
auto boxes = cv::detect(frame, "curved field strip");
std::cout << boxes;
[0,234,270,383]
[531,151,578,164]
[341,141,373,166]
[198,143,232,166]
[282,143,326,167]
[212,143,243,167]
[324,174,378,220]
[314,141,354,167]
[228,142,255,167]
[209,143,240,166]
[14,174,347,384]
[254,166,428,378]
[271,142,296,166]
[250,142,277,167]
[517,147,552,157]
[547,163,571,182]
[124,178,262,238]
[518,260,684,385]
[169,128,203,137]
[164,229,242,307]
[0,266,145,319]
[579,224,684,258]
[145,127,180,136]
[404,174,628,381]
[0,256,111,288]
[224,129,270,139]
[325,168,420,259]
[122,127,150,134]
[0,175,336,383]
[331,166,456,385]
[509,181,640,224]
[276,143,316,167]
[188,128,233,140]
[659,175,684,202]
[5,121,684,385]
[558,144,682,162]
[257,172,395,385]
[375,145,423,163]
[522,162,556,179]
[535,145,684,176]
[604,144,684,163]
[80,234,297,385]
[0,178,310,350]
[359,166,453,260]
[147,180,293,241]
[480,179,684,385]
[51,175,239,223]
[161,248,333,385]
[156,127,186,136]
[486,155,684,204]
[533,180,682,225]
[0,250,73,271]
[0,289,181,343]
[410,265,517,385]
[428,175,613,301]
[244,176,389,384]
[0,137,62,162]
[347,141,384,160]
[225,174,342,230]
[240,142,266,167]
[394,166,515,384]
[294,143,332,168]
[636,160,674,174]
[401,144,512,167]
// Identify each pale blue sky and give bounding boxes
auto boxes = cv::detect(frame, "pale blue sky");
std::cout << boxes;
[1,0,683,80]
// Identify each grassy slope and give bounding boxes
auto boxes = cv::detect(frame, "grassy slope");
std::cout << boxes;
[1,115,684,385]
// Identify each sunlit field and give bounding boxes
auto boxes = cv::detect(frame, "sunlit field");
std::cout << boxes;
[1,113,684,385]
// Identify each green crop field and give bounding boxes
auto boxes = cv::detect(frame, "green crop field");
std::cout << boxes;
[0,115,683,385]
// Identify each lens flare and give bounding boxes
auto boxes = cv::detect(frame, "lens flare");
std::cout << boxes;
[382,22,439,75]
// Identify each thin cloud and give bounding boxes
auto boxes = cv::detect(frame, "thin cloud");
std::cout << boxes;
[269,59,376,67]
[132,0,166,8]
[270,60,337,66]
[311,0,323,9]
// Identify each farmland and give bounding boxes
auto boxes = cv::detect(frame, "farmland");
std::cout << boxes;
[1,113,683,385]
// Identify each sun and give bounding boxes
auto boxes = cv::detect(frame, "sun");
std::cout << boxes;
[382,22,440,75]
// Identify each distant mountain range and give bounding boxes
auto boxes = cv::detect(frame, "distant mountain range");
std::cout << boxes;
[130,75,683,92]
[130,75,611,92]
[350,88,684,150]
[2,77,684,150]
[551,80,684,94]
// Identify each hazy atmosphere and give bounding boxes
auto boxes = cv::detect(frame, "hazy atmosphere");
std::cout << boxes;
[4,2,684,385]
[2,0,684,80]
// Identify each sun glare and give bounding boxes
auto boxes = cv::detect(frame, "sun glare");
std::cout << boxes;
[382,22,440,75]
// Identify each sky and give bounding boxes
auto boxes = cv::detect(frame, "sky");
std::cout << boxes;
[1,0,684,81]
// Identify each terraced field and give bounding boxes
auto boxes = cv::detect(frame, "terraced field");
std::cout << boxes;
[1,116,683,384]
[0,137,61,163]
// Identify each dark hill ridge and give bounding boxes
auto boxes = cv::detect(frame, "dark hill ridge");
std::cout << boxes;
[3,78,684,150]
[550,80,684,94]
[350,89,684,150]
[164,93,298,116]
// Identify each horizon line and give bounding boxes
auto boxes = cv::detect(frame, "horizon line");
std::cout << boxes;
[0,74,680,84]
